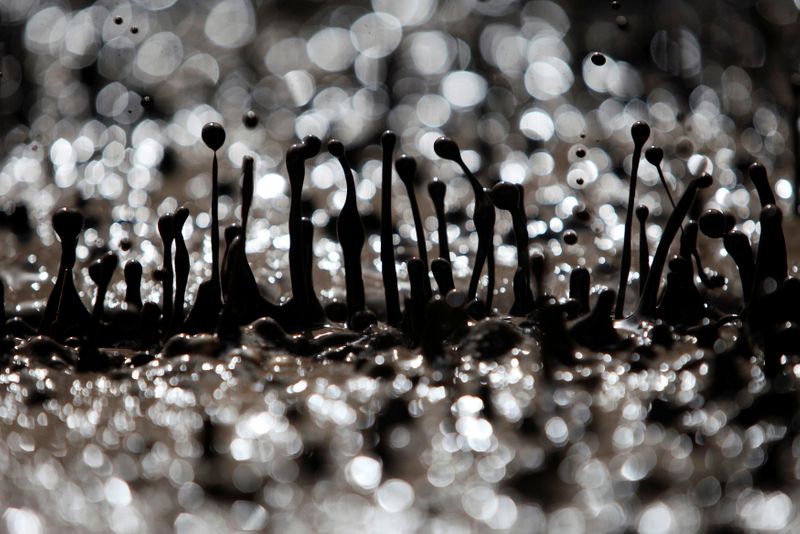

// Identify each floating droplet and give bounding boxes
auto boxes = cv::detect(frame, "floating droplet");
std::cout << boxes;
[591,52,606,66]
[243,110,258,128]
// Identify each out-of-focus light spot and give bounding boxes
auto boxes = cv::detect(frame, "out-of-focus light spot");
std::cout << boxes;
[524,58,573,100]
[308,28,356,72]
[346,456,382,491]
[638,502,673,534]
[520,109,554,141]
[372,0,436,26]
[135,32,183,82]
[351,13,402,59]
[409,32,452,75]
[256,173,287,200]
[284,70,315,107]
[25,7,67,55]
[442,71,487,109]
[376,479,415,512]
[545,416,568,444]
[416,94,451,127]
[4,508,42,534]
[776,179,792,200]
[687,154,713,176]
[205,0,255,48]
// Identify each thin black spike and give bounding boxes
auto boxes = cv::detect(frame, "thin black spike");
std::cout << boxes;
[636,205,649,296]
[329,139,366,324]
[157,213,174,329]
[434,137,495,312]
[637,173,713,318]
[380,131,401,325]
[171,207,190,333]
[124,260,143,310]
[615,121,650,318]
[428,178,450,262]
[748,162,776,207]
[396,154,431,298]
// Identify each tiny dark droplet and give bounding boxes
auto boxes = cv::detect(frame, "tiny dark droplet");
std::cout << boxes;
[130,26,139,34]
[576,148,586,158]
[616,15,628,28]
[243,110,258,128]
[576,177,585,186]
[141,95,152,107]
[590,52,606,66]
[563,230,578,245]
[611,0,620,9]
[114,16,123,24]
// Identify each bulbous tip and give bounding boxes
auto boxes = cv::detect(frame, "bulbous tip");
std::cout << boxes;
[631,121,651,146]
[490,182,519,210]
[395,154,417,181]
[124,260,142,277]
[327,139,345,158]
[157,214,174,238]
[635,205,649,222]
[174,206,190,226]
[242,110,258,129]
[748,161,767,181]
[52,208,84,241]
[201,122,226,151]
[698,209,726,239]
[428,178,446,200]
[696,173,713,189]
[224,224,242,244]
[242,154,254,169]
[596,289,616,310]
[101,251,118,270]
[644,146,663,166]
[433,136,461,161]
[381,130,396,150]
[668,256,691,276]
[302,135,321,158]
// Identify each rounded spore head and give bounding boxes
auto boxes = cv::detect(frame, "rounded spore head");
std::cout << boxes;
[174,206,190,229]
[243,110,258,129]
[157,214,174,241]
[749,162,767,183]
[202,122,226,151]
[395,155,417,184]
[635,205,649,223]
[302,135,321,158]
[698,209,726,239]
[590,52,606,66]
[428,178,446,203]
[225,224,242,245]
[52,208,84,243]
[644,146,663,166]
[631,121,651,146]
[327,139,345,158]
[490,182,519,211]
[381,130,396,151]
[668,256,691,277]
[124,260,142,279]
[242,154,254,172]
[563,230,578,245]
[433,137,461,162]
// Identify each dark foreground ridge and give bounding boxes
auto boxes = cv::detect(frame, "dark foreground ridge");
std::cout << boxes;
[1,121,796,392]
